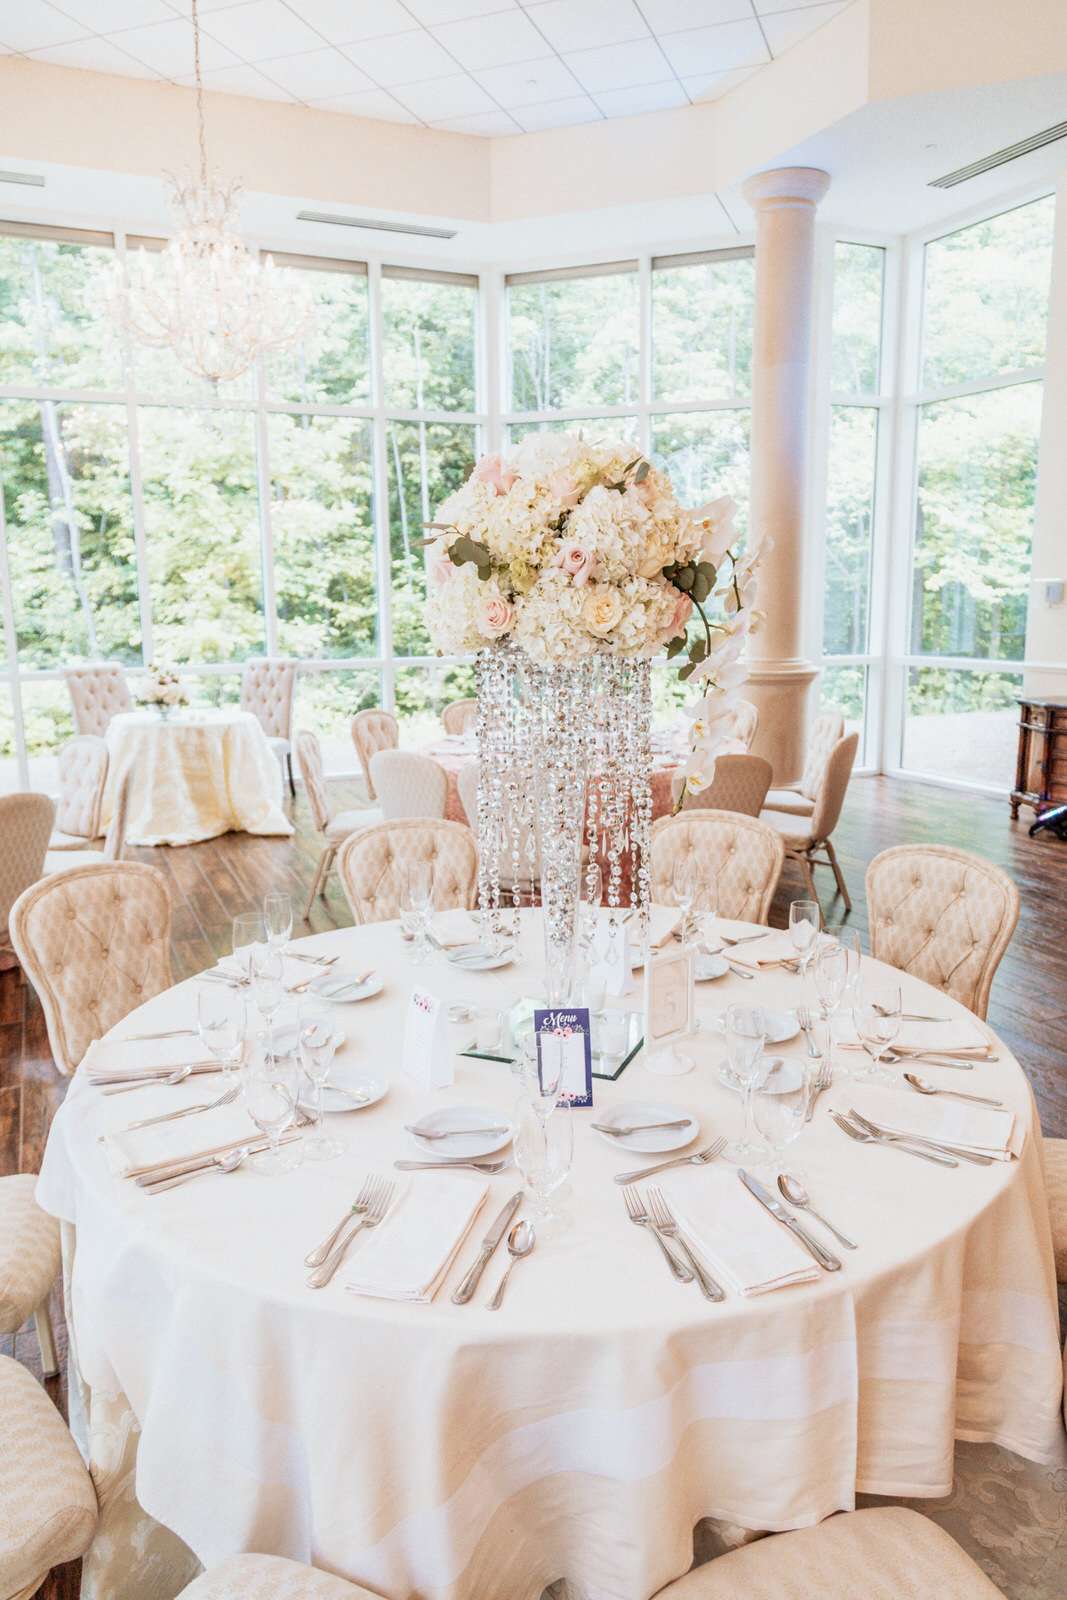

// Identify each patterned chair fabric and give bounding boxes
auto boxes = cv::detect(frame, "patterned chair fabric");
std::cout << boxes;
[865,844,1019,1021]
[682,754,773,818]
[761,732,859,919]
[178,1553,380,1600]
[9,861,173,1076]
[721,698,759,750]
[42,761,137,887]
[0,1173,62,1377]
[350,709,399,800]
[0,1352,98,1600]
[336,819,479,925]
[64,663,133,738]
[369,750,449,820]
[52,735,109,844]
[240,658,298,797]
[295,731,382,919]
[1043,1136,1067,1283]
[649,1505,1003,1599]
[441,697,477,736]
[764,711,845,817]
[0,793,55,946]
[650,812,784,925]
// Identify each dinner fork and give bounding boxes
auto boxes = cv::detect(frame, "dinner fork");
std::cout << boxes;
[304,1174,380,1267]
[795,1004,822,1061]
[613,1137,726,1185]
[306,1178,395,1288]
[805,1059,834,1123]
[847,1109,993,1167]
[126,1084,240,1130]
[622,1187,693,1283]
[830,1111,958,1166]
[647,1188,725,1301]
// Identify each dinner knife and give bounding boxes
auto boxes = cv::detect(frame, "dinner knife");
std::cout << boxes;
[451,1190,524,1304]
[737,1169,842,1272]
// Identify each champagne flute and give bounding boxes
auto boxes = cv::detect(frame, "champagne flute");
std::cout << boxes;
[196,986,245,1081]
[854,981,902,1081]
[813,939,848,1080]
[232,912,266,985]
[408,862,435,966]
[724,1004,767,1163]
[298,1003,343,1161]
[788,900,819,976]
[751,1058,810,1178]
[672,857,696,944]
[264,893,292,953]
[250,943,285,1030]
[243,1033,302,1175]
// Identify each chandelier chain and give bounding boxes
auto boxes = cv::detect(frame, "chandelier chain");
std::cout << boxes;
[191,0,207,190]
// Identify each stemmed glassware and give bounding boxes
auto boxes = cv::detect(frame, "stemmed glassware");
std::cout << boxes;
[672,857,696,943]
[196,986,245,1081]
[813,939,848,1079]
[232,912,266,985]
[788,900,820,976]
[243,1033,302,1175]
[724,1003,767,1163]
[298,1003,343,1161]
[514,1093,572,1238]
[751,1058,810,1178]
[264,893,292,954]
[250,943,285,1032]
[403,862,435,966]
[522,1028,563,1127]
[853,981,902,1081]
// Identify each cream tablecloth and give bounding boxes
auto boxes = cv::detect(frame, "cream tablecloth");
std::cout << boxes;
[104,709,293,847]
[36,913,1066,1600]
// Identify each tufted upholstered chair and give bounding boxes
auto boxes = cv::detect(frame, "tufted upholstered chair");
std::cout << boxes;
[721,698,759,750]
[0,794,55,954]
[763,711,845,818]
[0,1353,98,1600]
[1044,1139,1067,1283]
[650,812,784,925]
[648,1505,1004,1599]
[49,736,109,848]
[177,1553,380,1599]
[336,819,478,925]
[682,754,773,818]
[350,709,399,801]
[864,844,1019,1022]
[0,1174,62,1378]
[64,662,133,737]
[10,861,173,1076]
[241,658,298,797]
[761,732,859,918]
[441,697,477,736]
[369,750,449,821]
[295,731,383,919]
[43,759,135,875]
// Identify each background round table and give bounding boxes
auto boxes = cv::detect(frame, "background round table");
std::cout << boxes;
[36,913,1065,1600]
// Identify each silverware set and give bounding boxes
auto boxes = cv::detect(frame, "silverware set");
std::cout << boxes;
[831,1108,993,1167]
[306,1178,395,1288]
[647,1187,725,1300]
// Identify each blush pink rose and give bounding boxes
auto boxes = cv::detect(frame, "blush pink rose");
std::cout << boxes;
[475,592,515,638]
[551,539,595,587]
[474,455,517,496]
[668,589,693,636]
[547,470,581,508]
[427,539,454,585]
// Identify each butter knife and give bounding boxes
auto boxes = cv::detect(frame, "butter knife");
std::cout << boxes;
[451,1190,523,1304]
[738,1169,842,1272]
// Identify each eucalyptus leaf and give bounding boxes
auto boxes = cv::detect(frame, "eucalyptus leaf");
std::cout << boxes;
[633,460,650,483]
[689,637,709,663]
[666,635,687,659]
[674,567,694,592]
[678,662,697,682]
[691,573,711,604]
[461,461,475,483]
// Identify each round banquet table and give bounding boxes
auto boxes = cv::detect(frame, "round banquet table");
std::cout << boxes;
[36,912,1066,1600]
[104,708,294,847]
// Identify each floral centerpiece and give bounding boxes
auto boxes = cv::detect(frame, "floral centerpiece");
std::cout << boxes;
[135,663,188,716]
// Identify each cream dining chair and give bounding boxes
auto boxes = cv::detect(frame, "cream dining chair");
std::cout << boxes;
[369,749,449,820]
[760,732,859,917]
[176,1553,380,1599]
[763,710,845,818]
[295,730,383,919]
[336,819,478,925]
[441,697,477,736]
[43,760,135,875]
[63,662,132,737]
[9,860,173,1076]
[681,754,773,817]
[650,812,784,925]
[47,735,109,850]
[350,709,399,801]
[240,657,298,798]
[721,697,759,750]
[0,1174,62,1378]
[0,794,55,958]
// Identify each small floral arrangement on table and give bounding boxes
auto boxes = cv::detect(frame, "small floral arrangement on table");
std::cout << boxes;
[423,431,768,796]
[135,663,188,713]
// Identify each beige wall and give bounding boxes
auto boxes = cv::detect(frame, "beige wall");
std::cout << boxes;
[1024,162,1067,698]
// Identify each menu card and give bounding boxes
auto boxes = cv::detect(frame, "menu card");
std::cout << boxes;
[534,1006,593,1108]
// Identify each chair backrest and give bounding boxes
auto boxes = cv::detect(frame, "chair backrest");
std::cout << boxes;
[650,811,785,925]
[808,732,859,842]
[239,658,297,742]
[55,736,109,840]
[800,710,845,800]
[865,845,1019,1021]
[351,710,399,800]
[64,664,132,737]
[457,760,479,828]
[722,698,759,750]
[10,861,172,1075]
[336,819,479,925]
[295,730,332,835]
[369,750,449,821]
[682,754,773,818]
[0,794,55,943]
[102,761,135,861]
[442,697,477,737]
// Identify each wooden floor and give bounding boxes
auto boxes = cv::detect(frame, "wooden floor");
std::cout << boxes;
[3,772,1066,1600]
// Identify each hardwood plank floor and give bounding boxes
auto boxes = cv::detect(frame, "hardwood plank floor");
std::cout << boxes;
[3,772,1065,1600]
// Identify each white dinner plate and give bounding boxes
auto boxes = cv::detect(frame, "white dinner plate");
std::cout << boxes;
[593,1100,698,1153]
[444,944,516,972]
[308,970,383,1003]
[260,1021,345,1057]
[694,952,729,980]
[408,1104,514,1159]
[300,1064,387,1114]
[713,1008,798,1044]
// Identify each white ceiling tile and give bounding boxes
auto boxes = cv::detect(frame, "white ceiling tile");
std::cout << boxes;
[390,71,497,120]
[28,35,162,75]
[430,107,523,135]
[105,17,238,76]
[523,0,649,53]
[305,86,421,121]
[199,0,325,61]
[471,55,581,107]
[562,38,674,94]
[53,0,174,29]
[431,10,546,71]
[255,45,375,99]
[639,0,754,28]
[0,0,89,52]
[402,0,520,22]
[509,94,603,132]
[656,18,769,76]
[753,0,842,13]
[345,28,456,86]
[185,60,297,99]
[760,1,848,55]
[592,79,689,117]
[274,0,416,44]
[681,63,761,101]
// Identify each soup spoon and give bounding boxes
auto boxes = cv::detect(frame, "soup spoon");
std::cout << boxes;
[486,1220,535,1309]
[903,1072,1003,1107]
[777,1174,857,1250]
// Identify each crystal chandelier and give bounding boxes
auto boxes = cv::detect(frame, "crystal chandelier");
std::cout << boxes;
[107,0,314,384]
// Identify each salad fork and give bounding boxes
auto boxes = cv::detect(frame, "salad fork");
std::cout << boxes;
[305,1174,380,1267]
[621,1187,693,1282]
[126,1083,240,1130]
[613,1136,726,1185]
[805,1059,834,1122]
[847,1108,993,1166]
[307,1178,395,1288]
[831,1111,957,1166]
[647,1189,725,1300]
[795,1004,822,1060]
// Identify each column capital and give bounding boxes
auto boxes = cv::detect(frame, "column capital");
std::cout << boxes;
[742,166,831,212]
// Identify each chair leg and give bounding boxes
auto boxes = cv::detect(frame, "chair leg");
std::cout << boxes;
[303,845,337,921]
[35,1296,59,1378]
[824,839,852,911]
[303,851,326,921]
[286,752,296,799]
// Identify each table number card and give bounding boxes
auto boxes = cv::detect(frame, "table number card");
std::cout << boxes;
[403,987,454,1088]
[644,945,695,1076]
[534,1007,593,1108]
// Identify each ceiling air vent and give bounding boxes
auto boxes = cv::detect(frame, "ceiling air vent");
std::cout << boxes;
[0,170,44,187]
[929,121,1067,187]
[297,210,456,240]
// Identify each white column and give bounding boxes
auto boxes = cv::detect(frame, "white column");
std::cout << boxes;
[741,166,831,783]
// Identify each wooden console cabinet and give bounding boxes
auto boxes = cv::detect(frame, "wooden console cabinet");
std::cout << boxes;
[1011,696,1067,819]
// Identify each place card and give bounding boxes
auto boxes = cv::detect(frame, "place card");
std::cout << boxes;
[534,1006,593,1108]
[589,915,635,997]
[402,986,453,1089]
[644,944,696,1076]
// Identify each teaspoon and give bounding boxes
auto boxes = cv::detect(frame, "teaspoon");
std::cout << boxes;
[777,1174,857,1250]
[486,1220,535,1309]
[142,1145,252,1192]
[903,1072,1003,1107]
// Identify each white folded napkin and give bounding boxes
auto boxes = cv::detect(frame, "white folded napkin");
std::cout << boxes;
[82,1035,212,1082]
[648,903,683,949]
[103,1101,257,1178]
[429,910,484,949]
[211,953,310,987]
[836,1014,991,1056]
[842,1084,1022,1160]
[344,1174,489,1302]
[658,1168,820,1295]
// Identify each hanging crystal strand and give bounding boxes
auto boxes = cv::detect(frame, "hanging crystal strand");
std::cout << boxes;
[633,660,653,946]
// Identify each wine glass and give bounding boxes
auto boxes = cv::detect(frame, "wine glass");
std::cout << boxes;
[406,862,435,966]
[522,1028,563,1126]
[672,857,696,943]
[243,1032,302,1175]
[232,912,266,985]
[751,1058,810,1178]
[788,900,819,976]
[264,893,292,953]
[813,940,848,1079]
[514,1093,572,1238]
[724,1003,767,1163]
[297,1003,343,1161]
[250,943,285,1030]
[854,981,902,1081]
[196,986,245,1081]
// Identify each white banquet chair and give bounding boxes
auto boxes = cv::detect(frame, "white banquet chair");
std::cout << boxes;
[760,732,859,916]
[762,710,845,818]
[240,657,298,798]
[650,811,784,924]
[721,697,759,750]
[0,1174,62,1378]
[681,754,773,817]
[336,818,478,924]
[0,794,55,960]
[47,735,109,851]
[43,760,135,875]
[442,696,477,736]
[295,731,382,920]
[63,662,133,737]
[369,749,449,820]
[350,709,399,802]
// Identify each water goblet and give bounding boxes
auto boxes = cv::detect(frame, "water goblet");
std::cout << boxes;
[813,939,848,1079]
[264,893,292,952]
[243,1032,302,1175]
[407,862,435,966]
[672,858,696,943]
[788,900,820,976]
[751,1057,810,1178]
[513,1093,572,1240]
[232,912,266,984]
[522,1028,563,1126]
[724,1003,767,1163]
[196,986,245,1082]
[297,1003,343,1161]
[854,981,902,1081]
[250,943,285,1030]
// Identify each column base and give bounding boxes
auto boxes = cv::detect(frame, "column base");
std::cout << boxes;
[743,660,820,786]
